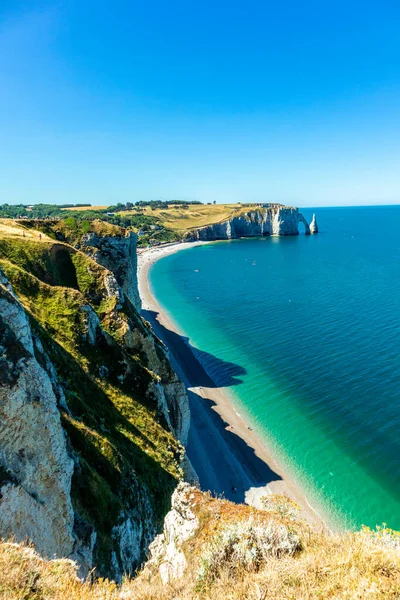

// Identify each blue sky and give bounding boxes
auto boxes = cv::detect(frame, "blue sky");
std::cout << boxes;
[1,1,400,206]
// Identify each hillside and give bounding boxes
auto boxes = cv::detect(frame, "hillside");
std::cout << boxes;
[0,220,189,579]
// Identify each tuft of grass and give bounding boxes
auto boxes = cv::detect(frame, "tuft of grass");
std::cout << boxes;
[197,518,301,588]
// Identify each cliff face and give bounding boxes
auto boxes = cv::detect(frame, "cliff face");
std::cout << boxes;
[186,206,313,240]
[78,231,141,311]
[75,229,189,445]
[0,280,77,562]
[0,225,190,580]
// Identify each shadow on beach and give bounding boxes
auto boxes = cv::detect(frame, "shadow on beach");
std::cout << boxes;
[142,309,246,388]
[142,308,282,504]
[187,388,282,503]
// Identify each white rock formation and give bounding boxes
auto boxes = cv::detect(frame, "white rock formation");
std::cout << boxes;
[147,482,199,583]
[310,213,319,234]
[187,205,313,240]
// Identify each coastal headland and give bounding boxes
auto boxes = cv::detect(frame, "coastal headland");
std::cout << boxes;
[138,241,329,531]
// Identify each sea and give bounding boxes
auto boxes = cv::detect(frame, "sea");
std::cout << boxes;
[149,206,400,530]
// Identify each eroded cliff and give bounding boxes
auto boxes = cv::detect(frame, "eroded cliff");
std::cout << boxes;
[0,222,190,580]
[186,205,315,240]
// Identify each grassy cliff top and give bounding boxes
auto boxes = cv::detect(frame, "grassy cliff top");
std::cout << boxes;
[62,202,291,232]
[117,203,290,232]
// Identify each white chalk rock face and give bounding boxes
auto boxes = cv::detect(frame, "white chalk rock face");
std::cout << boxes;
[310,213,319,234]
[147,482,199,583]
[187,206,312,240]
[0,275,75,560]
[80,231,141,310]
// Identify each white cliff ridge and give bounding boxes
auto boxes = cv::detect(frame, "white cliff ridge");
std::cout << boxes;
[186,206,316,241]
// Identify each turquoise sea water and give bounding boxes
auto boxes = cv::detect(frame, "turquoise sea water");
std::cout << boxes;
[149,206,400,530]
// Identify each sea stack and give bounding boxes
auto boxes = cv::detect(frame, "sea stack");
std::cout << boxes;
[310,213,319,234]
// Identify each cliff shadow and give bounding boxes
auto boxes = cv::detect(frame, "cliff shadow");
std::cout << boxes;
[186,389,282,504]
[141,308,282,503]
[142,308,246,388]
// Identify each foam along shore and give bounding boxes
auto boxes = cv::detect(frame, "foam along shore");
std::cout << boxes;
[138,241,330,531]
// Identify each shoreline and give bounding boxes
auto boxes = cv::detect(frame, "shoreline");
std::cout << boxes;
[138,241,331,531]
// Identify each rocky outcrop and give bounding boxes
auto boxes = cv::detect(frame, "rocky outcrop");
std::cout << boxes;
[310,213,319,234]
[77,231,190,444]
[186,205,315,240]
[79,231,141,310]
[146,482,199,583]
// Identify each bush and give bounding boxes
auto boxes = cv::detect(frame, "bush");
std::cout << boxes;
[198,518,300,585]
[261,494,301,520]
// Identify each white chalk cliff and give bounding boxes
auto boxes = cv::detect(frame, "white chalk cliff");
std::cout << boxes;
[186,205,315,240]
[0,226,191,581]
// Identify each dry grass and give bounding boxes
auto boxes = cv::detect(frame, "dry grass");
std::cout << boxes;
[124,492,400,599]
[0,542,118,599]
[0,219,53,240]
[2,512,399,599]
[119,204,254,231]
[63,206,108,211]
[1,470,400,599]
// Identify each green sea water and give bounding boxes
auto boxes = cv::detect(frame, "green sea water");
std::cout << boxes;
[149,206,400,530]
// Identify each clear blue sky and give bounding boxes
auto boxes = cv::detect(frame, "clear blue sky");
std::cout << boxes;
[1,1,400,206]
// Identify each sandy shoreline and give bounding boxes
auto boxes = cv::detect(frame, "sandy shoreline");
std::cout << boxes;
[138,241,330,530]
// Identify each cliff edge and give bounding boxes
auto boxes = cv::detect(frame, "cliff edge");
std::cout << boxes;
[2,485,399,599]
[0,221,190,580]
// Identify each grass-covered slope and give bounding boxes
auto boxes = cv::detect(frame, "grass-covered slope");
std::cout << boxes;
[1,490,400,599]
[0,221,183,574]
[120,203,253,232]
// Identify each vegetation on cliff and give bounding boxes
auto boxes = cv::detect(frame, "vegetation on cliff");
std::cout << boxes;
[1,489,400,599]
[0,201,291,247]
[0,221,184,575]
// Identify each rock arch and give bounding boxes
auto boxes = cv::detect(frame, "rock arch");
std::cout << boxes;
[298,213,311,235]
